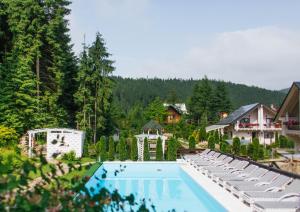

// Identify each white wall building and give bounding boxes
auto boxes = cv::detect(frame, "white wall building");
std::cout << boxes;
[207,103,282,145]
[275,82,300,151]
[28,128,85,159]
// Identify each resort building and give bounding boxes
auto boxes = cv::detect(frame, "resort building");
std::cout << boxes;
[135,120,167,160]
[163,103,188,124]
[27,128,85,159]
[206,103,282,145]
[275,82,300,151]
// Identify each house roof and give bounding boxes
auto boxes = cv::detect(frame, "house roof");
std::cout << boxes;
[167,105,183,115]
[217,103,259,125]
[275,82,300,120]
[142,120,163,131]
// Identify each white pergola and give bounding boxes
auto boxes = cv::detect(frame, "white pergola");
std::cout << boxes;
[28,128,85,159]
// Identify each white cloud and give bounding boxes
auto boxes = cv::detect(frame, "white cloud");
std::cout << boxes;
[120,26,300,89]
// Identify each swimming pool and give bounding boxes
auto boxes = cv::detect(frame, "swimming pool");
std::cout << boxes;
[85,162,227,211]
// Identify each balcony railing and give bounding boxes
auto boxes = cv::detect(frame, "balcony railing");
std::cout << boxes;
[263,123,282,129]
[238,123,259,129]
[283,119,300,131]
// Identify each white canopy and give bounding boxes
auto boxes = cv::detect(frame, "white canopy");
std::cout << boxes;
[206,125,229,132]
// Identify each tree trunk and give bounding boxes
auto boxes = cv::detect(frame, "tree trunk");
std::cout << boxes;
[93,83,97,144]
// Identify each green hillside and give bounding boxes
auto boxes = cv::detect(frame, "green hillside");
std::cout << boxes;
[112,77,286,112]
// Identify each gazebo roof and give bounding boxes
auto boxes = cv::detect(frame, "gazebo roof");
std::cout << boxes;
[142,120,163,131]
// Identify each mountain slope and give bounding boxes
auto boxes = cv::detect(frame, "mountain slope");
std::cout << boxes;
[112,77,286,112]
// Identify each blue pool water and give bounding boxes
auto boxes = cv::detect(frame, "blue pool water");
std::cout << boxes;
[85,162,227,212]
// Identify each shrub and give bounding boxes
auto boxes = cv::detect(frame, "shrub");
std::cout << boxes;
[99,136,107,161]
[279,135,288,148]
[108,136,115,161]
[240,145,247,156]
[62,151,76,161]
[118,137,127,161]
[220,141,228,153]
[208,136,215,150]
[0,126,18,147]
[247,143,254,158]
[232,137,241,155]
[214,131,220,144]
[275,132,279,147]
[252,138,260,161]
[130,137,138,161]
[188,136,196,149]
[199,126,207,141]
[258,145,264,160]
[287,139,295,149]
[156,137,163,161]
[143,137,150,161]
[167,137,177,161]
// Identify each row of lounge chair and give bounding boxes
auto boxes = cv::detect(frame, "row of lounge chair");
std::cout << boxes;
[183,149,300,212]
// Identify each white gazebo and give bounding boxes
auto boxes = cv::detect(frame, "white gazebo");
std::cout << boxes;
[135,120,167,160]
[27,128,85,159]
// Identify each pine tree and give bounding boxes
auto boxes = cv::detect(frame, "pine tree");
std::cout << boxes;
[188,76,213,125]
[232,137,241,155]
[167,137,177,161]
[130,136,138,161]
[252,138,260,161]
[143,137,150,161]
[118,137,127,161]
[188,136,196,149]
[144,97,167,123]
[156,137,163,161]
[75,32,115,143]
[99,136,107,161]
[275,132,279,147]
[208,136,215,150]
[214,130,220,144]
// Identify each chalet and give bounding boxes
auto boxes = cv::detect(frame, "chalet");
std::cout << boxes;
[275,82,300,151]
[135,120,167,160]
[206,103,282,145]
[163,103,187,124]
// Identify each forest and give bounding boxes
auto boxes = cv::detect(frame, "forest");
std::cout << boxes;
[0,0,286,142]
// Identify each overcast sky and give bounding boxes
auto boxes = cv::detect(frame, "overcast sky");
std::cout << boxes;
[68,0,300,90]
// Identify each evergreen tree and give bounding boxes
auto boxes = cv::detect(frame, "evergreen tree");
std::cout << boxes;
[188,136,196,149]
[188,76,213,125]
[275,132,279,147]
[214,130,220,144]
[240,145,247,156]
[108,136,115,161]
[167,137,177,161]
[211,82,232,122]
[130,136,138,161]
[143,137,150,161]
[252,138,260,161]
[118,137,127,161]
[208,135,215,150]
[199,126,207,141]
[144,97,167,123]
[75,32,115,143]
[99,136,107,161]
[156,137,163,161]
[232,137,241,155]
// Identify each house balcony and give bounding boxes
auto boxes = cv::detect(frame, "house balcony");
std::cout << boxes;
[283,118,300,131]
[236,123,282,131]
[237,123,260,131]
[263,123,282,131]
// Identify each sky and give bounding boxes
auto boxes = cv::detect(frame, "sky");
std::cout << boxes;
[68,0,300,90]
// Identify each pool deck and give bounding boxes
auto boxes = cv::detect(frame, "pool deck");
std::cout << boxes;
[178,159,251,212]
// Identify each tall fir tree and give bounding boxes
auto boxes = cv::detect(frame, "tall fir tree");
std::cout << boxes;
[75,32,115,143]
[130,136,138,161]
[143,137,150,161]
[108,136,114,161]
[156,137,163,161]
[188,76,213,125]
